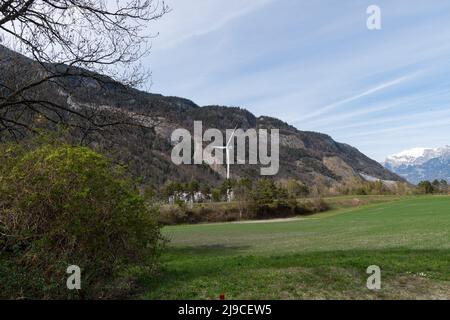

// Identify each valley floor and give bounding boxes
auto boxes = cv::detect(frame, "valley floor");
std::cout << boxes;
[137,195,450,300]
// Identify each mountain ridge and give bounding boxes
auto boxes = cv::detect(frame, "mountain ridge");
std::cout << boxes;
[384,146,450,184]
[0,45,404,188]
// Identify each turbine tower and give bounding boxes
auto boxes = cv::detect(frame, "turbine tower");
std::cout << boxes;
[213,126,237,202]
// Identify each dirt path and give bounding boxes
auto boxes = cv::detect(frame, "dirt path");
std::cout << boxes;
[230,216,309,224]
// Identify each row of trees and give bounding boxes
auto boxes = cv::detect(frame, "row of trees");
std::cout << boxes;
[156,177,411,204]
[153,176,450,205]
[157,178,330,224]
[417,180,449,194]
[148,178,311,204]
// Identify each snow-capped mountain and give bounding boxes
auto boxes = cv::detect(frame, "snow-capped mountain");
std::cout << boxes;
[383,146,450,184]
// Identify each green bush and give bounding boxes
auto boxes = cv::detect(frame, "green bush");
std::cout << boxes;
[0,139,164,299]
[417,181,434,194]
[304,198,329,213]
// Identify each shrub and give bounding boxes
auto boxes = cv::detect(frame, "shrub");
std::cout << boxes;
[304,198,329,213]
[159,203,240,225]
[286,179,309,198]
[417,181,434,194]
[0,139,164,299]
[252,179,279,207]
[159,203,189,224]
[211,188,222,202]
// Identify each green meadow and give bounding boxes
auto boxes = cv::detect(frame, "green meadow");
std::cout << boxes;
[139,196,450,300]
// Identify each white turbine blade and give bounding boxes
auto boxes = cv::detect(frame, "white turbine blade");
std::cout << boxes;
[226,125,238,147]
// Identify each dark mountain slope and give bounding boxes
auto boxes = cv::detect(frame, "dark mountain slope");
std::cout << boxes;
[0,45,403,187]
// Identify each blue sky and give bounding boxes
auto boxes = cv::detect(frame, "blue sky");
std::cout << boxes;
[144,0,450,162]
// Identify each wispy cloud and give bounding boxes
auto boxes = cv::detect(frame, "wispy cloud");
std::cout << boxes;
[295,74,416,122]
[340,115,450,139]
[154,0,274,50]
[331,107,450,132]
[306,87,450,129]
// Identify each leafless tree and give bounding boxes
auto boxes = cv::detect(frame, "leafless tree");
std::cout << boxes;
[0,0,168,139]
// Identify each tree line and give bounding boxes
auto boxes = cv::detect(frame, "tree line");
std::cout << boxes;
[417,180,449,194]
[149,176,449,205]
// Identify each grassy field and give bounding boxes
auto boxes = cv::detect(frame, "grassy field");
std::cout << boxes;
[138,196,450,300]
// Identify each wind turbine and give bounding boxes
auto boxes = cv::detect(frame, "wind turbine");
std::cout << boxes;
[213,126,237,202]
[214,126,237,180]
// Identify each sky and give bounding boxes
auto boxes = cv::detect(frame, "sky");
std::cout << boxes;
[143,0,450,162]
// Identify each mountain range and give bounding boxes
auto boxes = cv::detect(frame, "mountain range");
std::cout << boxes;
[384,146,450,184]
[0,45,403,188]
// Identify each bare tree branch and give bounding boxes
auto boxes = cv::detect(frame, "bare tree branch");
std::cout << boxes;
[0,0,169,140]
